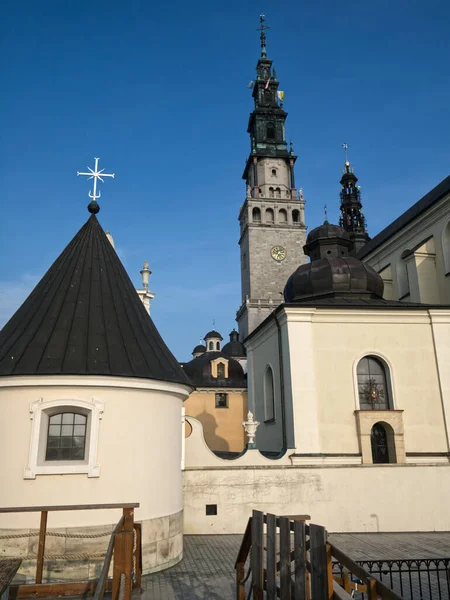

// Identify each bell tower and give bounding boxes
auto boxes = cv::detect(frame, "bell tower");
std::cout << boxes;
[338,154,370,253]
[236,15,307,340]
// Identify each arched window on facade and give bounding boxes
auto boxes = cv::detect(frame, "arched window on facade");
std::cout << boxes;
[371,422,396,464]
[271,168,277,177]
[266,123,275,140]
[275,187,281,198]
[217,363,225,378]
[443,220,450,274]
[216,341,220,350]
[279,209,287,224]
[46,412,87,461]
[357,356,392,410]
[269,187,274,198]
[252,207,261,223]
[264,366,275,421]
[292,209,300,224]
[208,341,214,351]
[265,208,274,224]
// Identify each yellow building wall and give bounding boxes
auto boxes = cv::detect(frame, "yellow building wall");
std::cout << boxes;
[184,390,247,452]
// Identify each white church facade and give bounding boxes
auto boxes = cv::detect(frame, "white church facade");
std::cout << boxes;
[1,14,450,586]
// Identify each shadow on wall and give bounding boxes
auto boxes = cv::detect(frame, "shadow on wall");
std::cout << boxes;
[196,410,229,452]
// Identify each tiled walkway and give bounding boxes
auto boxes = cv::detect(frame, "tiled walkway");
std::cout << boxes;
[141,533,450,599]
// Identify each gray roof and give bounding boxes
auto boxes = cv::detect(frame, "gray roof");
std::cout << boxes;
[0,214,191,386]
[357,174,450,259]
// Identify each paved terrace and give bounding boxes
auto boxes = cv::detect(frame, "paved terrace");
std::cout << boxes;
[141,532,450,599]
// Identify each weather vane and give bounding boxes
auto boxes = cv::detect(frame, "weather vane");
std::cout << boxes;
[77,158,115,206]
[257,14,270,57]
[342,142,349,163]
[324,204,328,222]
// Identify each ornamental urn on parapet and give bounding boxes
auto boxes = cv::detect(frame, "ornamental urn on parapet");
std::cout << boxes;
[242,411,260,448]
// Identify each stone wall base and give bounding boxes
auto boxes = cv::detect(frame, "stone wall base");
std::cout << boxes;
[0,510,183,582]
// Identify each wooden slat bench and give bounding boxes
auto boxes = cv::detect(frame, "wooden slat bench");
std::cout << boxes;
[0,560,21,600]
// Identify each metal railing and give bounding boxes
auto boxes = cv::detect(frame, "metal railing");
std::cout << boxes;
[333,558,450,600]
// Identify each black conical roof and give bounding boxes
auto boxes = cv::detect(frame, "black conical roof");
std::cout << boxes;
[0,214,191,386]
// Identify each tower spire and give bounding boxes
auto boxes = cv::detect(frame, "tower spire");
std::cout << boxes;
[257,14,270,58]
[338,147,370,253]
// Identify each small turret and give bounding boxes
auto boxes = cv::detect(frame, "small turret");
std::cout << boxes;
[338,156,370,253]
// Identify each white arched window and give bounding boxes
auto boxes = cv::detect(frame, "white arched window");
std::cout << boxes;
[357,356,392,410]
[292,209,300,224]
[275,187,281,198]
[24,397,103,479]
[46,412,87,461]
[264,366,275,421]
[208,341,214,351]
[269,187,275,198]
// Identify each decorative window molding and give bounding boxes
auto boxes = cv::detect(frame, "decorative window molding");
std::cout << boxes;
[24,397,104,479]
[352,351,397,411]
[211,358,229,379]
[354,410,405,464]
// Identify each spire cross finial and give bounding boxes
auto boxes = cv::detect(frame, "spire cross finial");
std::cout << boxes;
[257,14,270,57]
[324,204,328,222]
[342,142,349,164]
[77,157,115,203]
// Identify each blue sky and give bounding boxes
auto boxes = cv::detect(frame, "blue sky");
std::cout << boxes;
[1,0,450,361]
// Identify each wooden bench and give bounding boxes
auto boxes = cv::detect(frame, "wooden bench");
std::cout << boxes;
[0,560,21,600]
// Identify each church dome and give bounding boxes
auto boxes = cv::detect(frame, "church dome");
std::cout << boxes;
[183,352,247,388]
[284,256,384,302]
[222,330,246,358]
[284,221,384,302]
[306,222,351,245]
[204,330,223,341]
[193,344,206,354]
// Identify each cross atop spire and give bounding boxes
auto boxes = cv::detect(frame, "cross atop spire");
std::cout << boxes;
[77,157,115,213]
[257,14,270,57]
[342,142,349,164]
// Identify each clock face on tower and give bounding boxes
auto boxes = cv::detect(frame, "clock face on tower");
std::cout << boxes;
[271,246,286,262]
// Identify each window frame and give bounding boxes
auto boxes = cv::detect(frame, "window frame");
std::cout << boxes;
[353,352,396,411]
[215,393,228,409]
[264,365,275,422]
[24,397,104,479]
[45,412,88,461]
[356,356,392,411]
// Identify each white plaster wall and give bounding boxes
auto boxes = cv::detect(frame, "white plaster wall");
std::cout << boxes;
[248,307,450,457]
[246,319,286,453]
[183,464,450,534]
[362,194,450,304]
[0,376,190,530]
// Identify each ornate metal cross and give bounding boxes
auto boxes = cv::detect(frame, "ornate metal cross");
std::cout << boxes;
[342,142,349,163]
[257,14,270,57]
[77,157,114,202]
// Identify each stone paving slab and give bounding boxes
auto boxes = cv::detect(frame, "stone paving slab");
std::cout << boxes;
[141,533,450,599]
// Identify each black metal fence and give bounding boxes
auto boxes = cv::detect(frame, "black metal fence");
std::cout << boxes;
[333,558,450,600]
